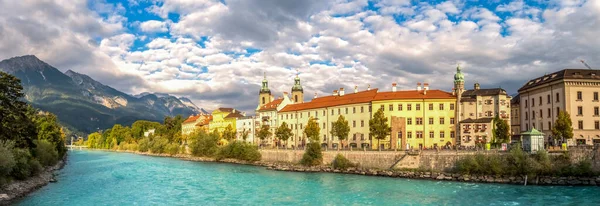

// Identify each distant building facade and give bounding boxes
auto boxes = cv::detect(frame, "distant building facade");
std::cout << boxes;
[236,116,258,144]
[510,94,521,142]
[518,69,600,145]
[209,108,244,134]
[181,114,211,136]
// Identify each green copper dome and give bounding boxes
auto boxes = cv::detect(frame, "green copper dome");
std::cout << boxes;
[454,65,464,83]
[260,72,271,94]
[292,74,303,92]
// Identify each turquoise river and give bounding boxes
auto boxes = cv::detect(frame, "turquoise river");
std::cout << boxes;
[17,150,600,205]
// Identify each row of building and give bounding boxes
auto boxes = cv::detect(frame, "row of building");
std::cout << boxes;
[181,67,600,150]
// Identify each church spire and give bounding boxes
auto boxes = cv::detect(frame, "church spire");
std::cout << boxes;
[292,69,303,92]
[260,72,270,94]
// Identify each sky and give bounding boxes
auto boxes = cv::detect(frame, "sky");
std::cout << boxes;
[0,0,599,113]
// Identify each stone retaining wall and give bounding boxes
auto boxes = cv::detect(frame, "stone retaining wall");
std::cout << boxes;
[259,149,403,169]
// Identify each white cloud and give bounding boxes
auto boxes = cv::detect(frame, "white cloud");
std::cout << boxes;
[139,20,169,33]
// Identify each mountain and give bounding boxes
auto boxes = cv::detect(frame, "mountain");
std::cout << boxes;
[0,55,207,133]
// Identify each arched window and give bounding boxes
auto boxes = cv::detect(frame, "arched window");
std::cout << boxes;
[294,95,298,102]
[262,97,265,104]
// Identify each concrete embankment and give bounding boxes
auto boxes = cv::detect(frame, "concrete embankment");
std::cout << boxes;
[0,156,67,205]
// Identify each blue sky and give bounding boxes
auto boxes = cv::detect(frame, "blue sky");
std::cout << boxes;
[0,0,598,112]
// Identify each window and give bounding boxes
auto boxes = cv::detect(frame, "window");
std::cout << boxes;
[577,91,582,100]
[547,94,551,104]
[578,106,583,116]
[361,120,364,127]
[548,108,551,118]
[556,107,560,117]
[369,105,372,112]
[353,134,357,141]
[353,107,356,114]
[398,104,403,111]
[556,93,560,102]
[439,103,444,110]
[440,117,445,124]
[533,122,536,129]
[323,111,326,116]
[525,112,528,120]
[548,122,552,130]
[596,121,600,130]
[595,92,599,101]
[578,120,584,130]
[450,103,455,110]
[338,108,341,115]
[353,121,356,128]
[596,107,600,116]
[540,109,542,118]
[299,113,302,118]
[380,105,384,111]
[389,104,393,111]
[440,131,445,138]
[539,96,542,105]
[450,118,455,124]
[315,111,318,117]
[429,131,434,138]
[429,103,434,110]
[450,132,455,139]
[300,124,303,129]
[360,107,364,113]
[407,104,412,111]
[525,100,528,108]
[416,131,423,138]
[532,111,535,120]
[407,132,412,139]
[416,104,421,111]
[324,135,327,141]
[361,134,365,140]
[532,98,535,107]
[323,123,326,129]
[429,118,434,125]
[345,108,348,114]
[331,110,334,115]
[397,132,402,139]
[407,118,412,125]
[416,118,423,125]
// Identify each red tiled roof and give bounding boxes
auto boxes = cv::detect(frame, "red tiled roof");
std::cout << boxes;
[373,90,455,101]
[225,112,244,119]
[183,115,201,124]
[258,98,284,111]
[280,89,379,112]
[195,117,211,126]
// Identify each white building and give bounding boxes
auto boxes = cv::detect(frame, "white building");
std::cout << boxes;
[236,116,259,144]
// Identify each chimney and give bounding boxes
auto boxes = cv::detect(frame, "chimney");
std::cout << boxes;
[392,83,397,92]
[417,82,422,91]
[367,84,371,91]
[333,90,338,96]
[314,92,318,98]
[339,88,345,96]
[474,83,480,90]
[423,83,429,91]
[354,85,358,93]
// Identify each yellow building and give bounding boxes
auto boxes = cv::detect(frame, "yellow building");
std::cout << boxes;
[371,83,457,150]
[209,108,244,134]
[181,114,212,136]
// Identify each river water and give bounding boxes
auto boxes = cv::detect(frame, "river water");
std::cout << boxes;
[17,150,600,205]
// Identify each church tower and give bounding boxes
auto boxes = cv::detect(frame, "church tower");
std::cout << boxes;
[258,72,272,109]
[454,65,465,146]
[291,70,304,104]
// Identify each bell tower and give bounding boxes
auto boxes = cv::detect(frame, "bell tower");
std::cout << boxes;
[258,72,272,109]
[291,69,304,104]
[454,64,465,146]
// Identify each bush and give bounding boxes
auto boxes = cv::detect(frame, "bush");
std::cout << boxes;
[150,136,169,154]
[189,131,219,157]
[300,142,322,166]
[454,155,479,174]
[0,141,16,186]
[33,140,59,167]
[165,143,180,155]
[138,138,150,152]
[216,141,261,162]
[11,148,34,180]
[332,154,354,170]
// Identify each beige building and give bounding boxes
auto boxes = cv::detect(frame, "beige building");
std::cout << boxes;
[256,95,292,147]
[457,83,512,146]
[278,88,377,149]
[518,69,600,145]
[510,94,521,141]
[181,114,211,136]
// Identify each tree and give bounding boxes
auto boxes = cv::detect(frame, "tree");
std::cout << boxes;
[257,124,272,146]
[304,117,320,142]
[275,122,293,148]
[85,132,102,148]
[0,72,37,148]
[492,115,510,147]
[330,115,350,150]
[552,111,574,143]
[241,128,250,142]
[300,117,323,166]
[32,111,66,157]
[222,124,237,141]
[369,108,390,151]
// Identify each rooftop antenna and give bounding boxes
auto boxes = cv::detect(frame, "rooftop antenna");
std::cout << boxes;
[580,59,593,70]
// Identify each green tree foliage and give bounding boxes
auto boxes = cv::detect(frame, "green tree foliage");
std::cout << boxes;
[492,115,510,147]
[157,115,185,143]
[85,132,102,148]
[130,120,161,140]
[33,140,59,167]
[149,136,170,154]
[257,124,272,143]
[32,112,67,157]
[303,117,320,142]
[332,154,354,170]
[165,143,180,155]
[0,141,16,185]
[11,148,42,180]
[241,128,250,141]
[188,130,219,157]
[138,137,150,152]
[216,141,261,162]
[301,117,323,166]
[222,124,237,141]
[331,115,350,149]
[0,72,37,148]
[369,109,390,150]
[552,111,574,140]
[275,122,293,147]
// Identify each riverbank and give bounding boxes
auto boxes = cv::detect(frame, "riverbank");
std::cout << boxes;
[93,149,600,187]
[0,155,67,205]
